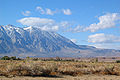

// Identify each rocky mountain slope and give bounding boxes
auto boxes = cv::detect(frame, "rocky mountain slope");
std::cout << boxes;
[0,25,120,57]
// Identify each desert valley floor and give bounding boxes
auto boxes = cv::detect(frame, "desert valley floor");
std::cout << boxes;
[1,75,120,80]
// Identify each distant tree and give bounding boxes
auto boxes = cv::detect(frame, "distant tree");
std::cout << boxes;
[1,56,10,60]
[0,56,21,60]
[26,56,30,59]
[112,57,116,59]
[33,58,39,61]
[49,58,54,61]
[27,56,30,58]
[96,58,98,62]
[10,56,17,60]
[71,59,75,62]
[56,57,61,61]
[17,58,21,60]
[116,60,120,63]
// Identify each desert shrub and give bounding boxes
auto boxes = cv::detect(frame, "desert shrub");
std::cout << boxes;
[10,56,17,60]
[55,57,61,61]
[5,64,31,77]
[95,58,98,62]
[32,58,39,61]
[116,60,120,63]
[112,66,120,76]
[1,60,120,77]
[1,56,10,60]
[1,61,59,77]
[0,56,21,60]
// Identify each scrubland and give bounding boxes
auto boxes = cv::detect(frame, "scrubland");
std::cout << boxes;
[0,59,120,80]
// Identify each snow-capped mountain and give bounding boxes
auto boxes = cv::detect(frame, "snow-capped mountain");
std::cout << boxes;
[0,25,80,57]
[0,25,120,57]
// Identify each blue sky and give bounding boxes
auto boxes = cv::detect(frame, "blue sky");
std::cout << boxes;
[0,0,120,49]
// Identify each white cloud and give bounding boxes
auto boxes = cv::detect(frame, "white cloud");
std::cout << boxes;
[36,6,57,15]
[71,39,77,43]
[91,44,120,50]
[84,13,120,32]
[57,21,75,32]
[88,33,120,43]
[36,6,72,15]
[17,17,54,26]
[40,25,59,31]
[69,25,83,32]
[22,11,31,16]
[62,9,72,15]
[60,21,71,28]
[17,17,59,31]
[46,8,56,15]
[36,6,45,14]
[68,13,120,33]
[88,33,120,49]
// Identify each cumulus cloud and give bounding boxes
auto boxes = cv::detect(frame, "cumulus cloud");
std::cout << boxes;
[62,9,72,15]
[60,21,72,28]
[17,17,54,26]
[22,11,31,16]
[46,8,56,15]
[68,13,120,33]
[17,17,59,31]
[36,6,45,14]
[36,6,57,15]
[91,44,120,49]
[88,33,120,43]
[71,39,77,43]
[84,13,120,32]
[36,6,72,15]
[40,25,59,31]
[69,25,83,32]
[17,17,76,31]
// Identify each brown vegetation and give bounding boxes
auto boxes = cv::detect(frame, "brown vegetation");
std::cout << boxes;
[0,59,120,78]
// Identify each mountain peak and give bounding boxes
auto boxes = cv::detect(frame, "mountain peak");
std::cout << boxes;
[0,25,80,57]
[6,24,16,27]
[0,25,120,57]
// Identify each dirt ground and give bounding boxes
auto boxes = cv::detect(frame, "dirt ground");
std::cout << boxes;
[0,75,120,80]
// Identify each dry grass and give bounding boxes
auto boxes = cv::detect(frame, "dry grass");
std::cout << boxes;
[1,75,120,80]
[0,60,120,78]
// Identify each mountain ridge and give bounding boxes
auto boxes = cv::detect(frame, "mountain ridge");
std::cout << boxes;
[0,25,120,57]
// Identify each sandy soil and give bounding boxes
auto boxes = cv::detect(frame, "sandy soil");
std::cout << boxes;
[0,75,120,80]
